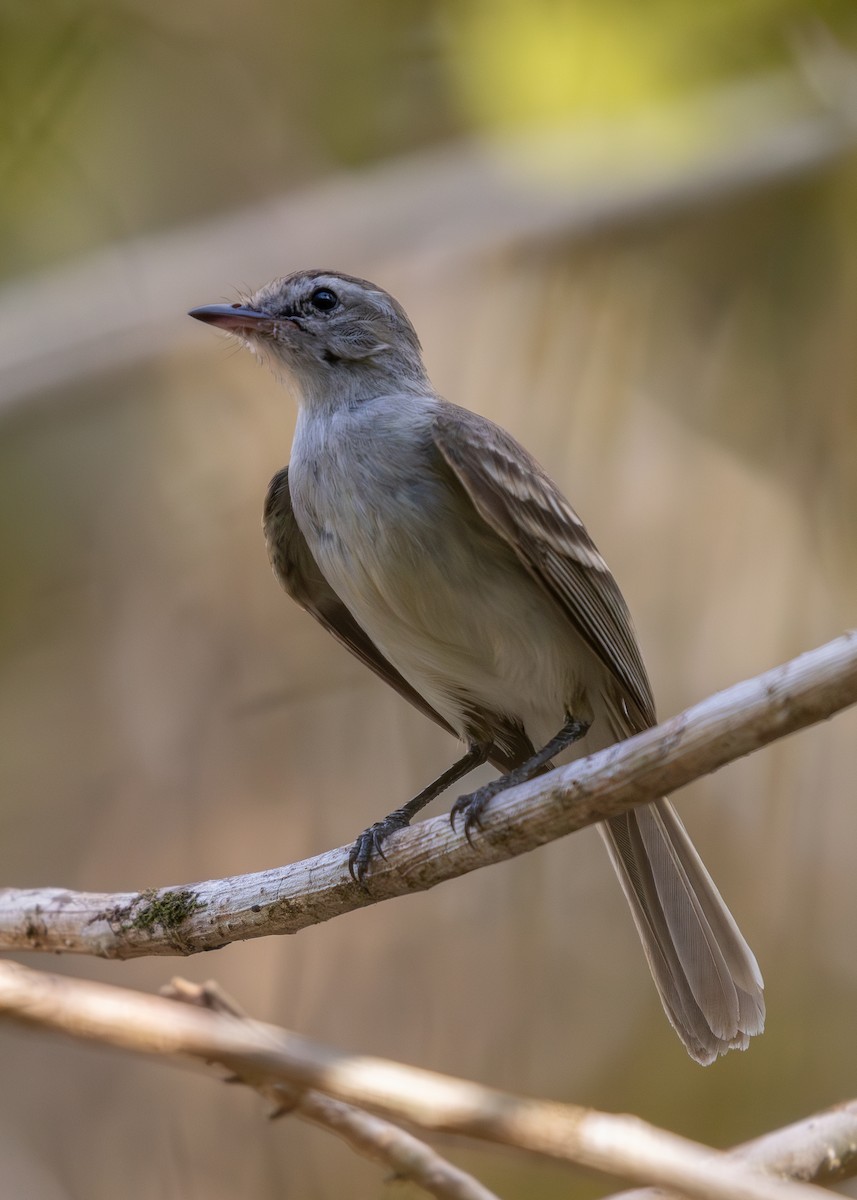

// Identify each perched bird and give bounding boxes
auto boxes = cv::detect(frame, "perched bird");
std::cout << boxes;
[190,269,764,1064]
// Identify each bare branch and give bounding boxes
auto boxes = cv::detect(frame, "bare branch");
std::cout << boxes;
[0,631,854,959]
[0,959,841,1200]
[732,1102,857,1184]
[608,1100,857,1200]
[163,978,500,1200]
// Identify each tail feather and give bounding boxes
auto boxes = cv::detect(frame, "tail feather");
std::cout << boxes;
[652,805,765,1002]
[600,801,764,1065]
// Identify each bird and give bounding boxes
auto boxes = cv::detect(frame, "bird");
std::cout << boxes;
[189,269,765,1064]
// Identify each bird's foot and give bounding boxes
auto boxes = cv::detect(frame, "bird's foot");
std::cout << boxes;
[451,715,591,845]
[449,780,503,846]
[348,810,412,885]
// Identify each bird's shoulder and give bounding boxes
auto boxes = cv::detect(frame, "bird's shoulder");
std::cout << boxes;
[430,401,610,573]
[430,401,656,727]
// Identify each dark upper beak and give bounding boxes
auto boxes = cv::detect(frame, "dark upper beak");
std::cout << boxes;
[188,303,273,334]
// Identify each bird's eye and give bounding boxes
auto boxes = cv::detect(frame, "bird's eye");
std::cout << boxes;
[309,287,338,312]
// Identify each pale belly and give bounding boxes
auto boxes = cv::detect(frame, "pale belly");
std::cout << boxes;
[303,473,599,746]
[289,399,611,752]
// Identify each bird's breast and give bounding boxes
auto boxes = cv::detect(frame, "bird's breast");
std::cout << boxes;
[288,402,590,735]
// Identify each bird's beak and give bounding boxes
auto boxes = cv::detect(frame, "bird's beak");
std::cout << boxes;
[188,303,274,335]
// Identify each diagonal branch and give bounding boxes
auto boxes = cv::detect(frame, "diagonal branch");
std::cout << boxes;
[606,1100,857,1200]
[0,959,844,1200]
[163,978,500,1200]
[0,631,855,959]
[731,1103,857,1184]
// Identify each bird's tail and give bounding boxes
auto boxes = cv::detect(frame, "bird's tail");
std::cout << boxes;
[599,799,765,1064]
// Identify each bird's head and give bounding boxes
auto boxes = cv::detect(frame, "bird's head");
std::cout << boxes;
[189,270,428,408]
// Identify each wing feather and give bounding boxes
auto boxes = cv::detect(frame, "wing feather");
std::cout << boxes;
[431,404,655,726]
[431,405,765,1063]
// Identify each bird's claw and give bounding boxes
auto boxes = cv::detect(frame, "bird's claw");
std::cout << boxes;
[450,786,495,847]
[347,813,410,885]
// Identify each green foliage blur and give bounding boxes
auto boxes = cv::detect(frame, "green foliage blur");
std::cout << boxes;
[3,0,857,274]
[2,4,857,1200]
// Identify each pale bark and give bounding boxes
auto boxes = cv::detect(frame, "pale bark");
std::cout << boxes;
[163,977,501,1200]
[0,960,844,1200]
[608,1100,857,1200]
[0,631,854,959]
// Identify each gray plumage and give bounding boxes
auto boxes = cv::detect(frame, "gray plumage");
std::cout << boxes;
[190,269,765,1065]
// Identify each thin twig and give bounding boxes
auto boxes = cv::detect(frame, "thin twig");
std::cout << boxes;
[0,960,840,1200]
[0,631,854,959]
[163,978,499,1200]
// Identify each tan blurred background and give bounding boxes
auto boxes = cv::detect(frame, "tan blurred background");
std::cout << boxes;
[2,3,857,1198]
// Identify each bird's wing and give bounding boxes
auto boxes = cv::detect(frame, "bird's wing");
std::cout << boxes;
[263,466,458,738]
[433,406,766,1063]
[431,403,656,728]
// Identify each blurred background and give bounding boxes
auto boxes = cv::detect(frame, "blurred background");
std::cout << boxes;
[2,2,857,1197]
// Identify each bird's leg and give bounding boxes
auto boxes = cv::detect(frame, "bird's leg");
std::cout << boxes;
[349,741,491,883]
[450,715,590,843]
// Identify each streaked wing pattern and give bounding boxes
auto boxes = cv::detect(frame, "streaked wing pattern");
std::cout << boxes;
[431,405,764,1063]
[431,404,656,729]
